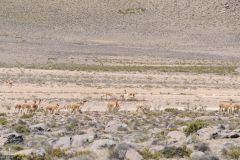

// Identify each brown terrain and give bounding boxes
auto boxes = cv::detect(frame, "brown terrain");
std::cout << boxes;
[0,0,240,160]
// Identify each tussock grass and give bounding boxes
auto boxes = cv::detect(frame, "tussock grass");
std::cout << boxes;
[0,117,8,125]
[13,124,30,134]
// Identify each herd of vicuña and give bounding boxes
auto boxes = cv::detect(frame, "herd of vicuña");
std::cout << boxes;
[14,89,239,114]
[15,90,136,114]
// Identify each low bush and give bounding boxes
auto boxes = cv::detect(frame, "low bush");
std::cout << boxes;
[184,120,207,136]
[13,124,30,134]
[161,146,192,158]
[223,146,240,160]
[0,117,8,125]
[138,148,162,159]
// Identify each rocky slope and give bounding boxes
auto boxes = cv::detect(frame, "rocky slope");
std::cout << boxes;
[0,110,240,159]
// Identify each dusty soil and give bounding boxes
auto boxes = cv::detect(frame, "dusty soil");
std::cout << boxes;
[0,65,240,113]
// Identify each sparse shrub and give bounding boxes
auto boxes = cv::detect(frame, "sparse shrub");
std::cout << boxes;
[223,146,240,159]
[13,124,30,134]
[154,131,166,139]
[52,147,66,158]
[0,117,8,125]
[13,154,27,160]
[75,150,95,159]
[184,120,207,136]
[5,144,24,151]
[21,113,33,119]
[145,111,163,117]
[0,112,6,116]
[32,155,45,160]
[179,111,204,118]
[138,148,162,159]
[165,108,179,114]
[66,124,77,131]
[161,146,192,158]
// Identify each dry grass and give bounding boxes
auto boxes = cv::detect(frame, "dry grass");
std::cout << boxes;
[0,63,237,75]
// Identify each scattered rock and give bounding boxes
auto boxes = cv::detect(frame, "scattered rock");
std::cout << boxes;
[219,130,240,139]
[72,133,97,147]
[105,120,128,132]
[30,123,48,133]
[194,143,210,152]
[67,117,79,126]
[167,131,186,141]
[110,143,131,160]
[14,149,37,156]
[91,139,117,149]
[4,133,24,144]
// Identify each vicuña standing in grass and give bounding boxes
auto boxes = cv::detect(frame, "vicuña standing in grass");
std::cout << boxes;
[107,100,120,112]
[65,100,87,113]
[45,103,60,114]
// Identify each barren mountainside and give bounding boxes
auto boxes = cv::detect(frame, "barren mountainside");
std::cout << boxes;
[0,0,240,59]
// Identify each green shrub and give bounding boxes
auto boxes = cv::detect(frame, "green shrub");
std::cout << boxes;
[224,146,240,159]
[21,113,33,119]
[0,112,7,116]
[0,117,8,125]
[13,124,30,134]
[138,148,162,159]
[161,146,192,158]
[184,120,207,136]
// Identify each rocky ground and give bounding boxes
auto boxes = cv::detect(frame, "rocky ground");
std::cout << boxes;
[0,109,240,160]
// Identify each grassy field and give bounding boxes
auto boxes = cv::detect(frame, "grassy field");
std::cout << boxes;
[0,63,237,75]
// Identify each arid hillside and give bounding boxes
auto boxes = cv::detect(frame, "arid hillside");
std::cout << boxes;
[0,0,240,62]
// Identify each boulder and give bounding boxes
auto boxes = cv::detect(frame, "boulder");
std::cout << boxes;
[166,131,187,147]
[53,136,71,149]
[190,151,206,160]
[197,127,219,140]
[125,148,143,160]
[167,131,186,141]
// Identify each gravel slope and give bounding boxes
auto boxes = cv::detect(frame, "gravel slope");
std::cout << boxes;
[0,0,240,63]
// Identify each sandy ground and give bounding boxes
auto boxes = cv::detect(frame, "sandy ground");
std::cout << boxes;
[0,67,239,113]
